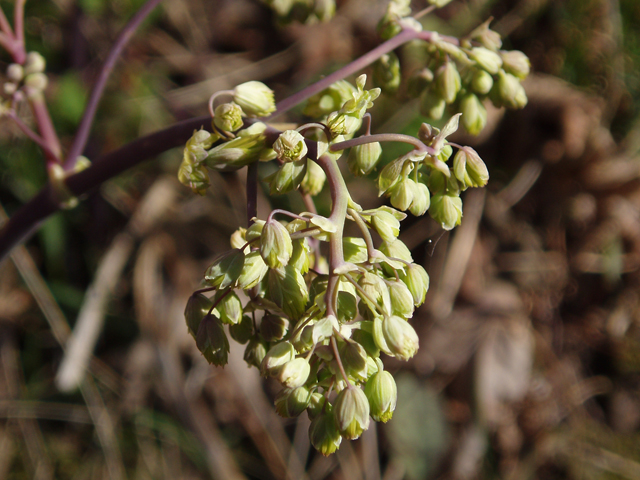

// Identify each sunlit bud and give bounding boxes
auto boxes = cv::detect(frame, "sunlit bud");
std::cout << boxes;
[401,263,429,306]
[24,52,46,75]
[268,158,308,195]
[390,177,417,212]
[261,341,296,376]
[429,193,463,230]
[204,249,245,289]
[377,157,404,195]
[244,336,267,368]
[273,130,308,163]
[178,161,210,195]
[469,47,503,74]
[307,392,326,420]
[341,341,368,383]
[229,314,253,344]
[371,210,401,242]
[471,69,494,95]
[185,293,213,339]
[205,122,267,169]
[230,228,247,250]
[246,219,265,242]
[382,315,419,361]
[289,238,311,275]
[343,236,368,264]
[495,70,528,109]
[453,146,489,188]
[6,64,23,82]
[334,386,370,440]
[214,291,243,325]
[196,315,229,366]
[275,386,312,418]
[379,238,413,263]
[365,369,397,422]
[409,182,431,216]
[348,141,383,176]
[388,280,415,318]
[24,73,48,92]
[300,159,326,196]
[309,407,342,456]
[261,314,287,342]
[468,20,502,51]
[419,89,446,120]
[277,357,311,388]
[260,219,293,268]
[435,61,461,104]
[326,112,347,138]
[373,52,401,94]
[213,103,244,132]
[303,80,356,118]
[359,271,392,318]
[267,266,309,320]
[500,50,530,80]
[233,81,275,117]
[437,144,453,163]
[459,93,487,136]
[236,250,269,289]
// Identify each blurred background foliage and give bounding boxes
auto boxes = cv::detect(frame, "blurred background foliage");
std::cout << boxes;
[2,0,640,479]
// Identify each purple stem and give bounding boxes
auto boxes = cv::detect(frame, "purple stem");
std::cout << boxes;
[7,111,60,162]
[29,94,63,162]
[330,132,433,155]
[64,0,164,171]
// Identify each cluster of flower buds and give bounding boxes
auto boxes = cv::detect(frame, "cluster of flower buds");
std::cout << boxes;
[260,0,336,24]
[1,52,47,110]
[377,0,530,135]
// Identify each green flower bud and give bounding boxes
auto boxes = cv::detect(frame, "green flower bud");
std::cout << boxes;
[261,341,296,376]
[358,271,392,319]
[419,89,446,120]
[326,112,348,138]
[178,160,210,195]
[229,314,253,344]
[453,146,489,188]
[205,122,267,169]
[459,93,487,136]
[267,158,308,195]
[400,263,430,306]
[266,266,308,320]
[303,80,356,118]
[390,177,417,212]
[371,210,401,243]
[245,219,265,243]
[341,341,369,383]
[333,387,370,440]
[429,193,462,230]
[341,74,381,120]
[233,81,276,117]
[365,369,397,422]
[373,52,401,95]
[244,336,267,368]
[435,60,461,104]
[214,290,243,325]
[24,72,47,92]
[469,47,503,74]
[437,144,454,163]
[24,52,46,75]
[307,392,326,420]
[230,227,247,250]
[6,63,23,82]
[204,249,245,289]
[261,314,287,342]
[273,130,308,163]
[388,280,415,318]
[343,237,368,264]
[382,315,419,361]
[309,408,342,456]
[379,238,413,263]
[377,157,404,195]
[275,386,312,418]
[277,357,311,388]
[289,238,311,275]
[409,182,431,216]
[347,141,383,176]
[260,219,293,269]
[500,50,530,80]
[185,293,213,339]
[213,103,244,132]
[300,160,326,196]
[495,70,528,109]
[471,69,494,95]
[196,315,229,366]
[237,250,269,289]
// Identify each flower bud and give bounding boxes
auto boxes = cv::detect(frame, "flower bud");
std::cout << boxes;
[347,141,383,176]
[267,266,308,320]
[300,160,326,196]
[6,63,23,82]
[453,146,489,188]
[267,158,308,195]
[352,328,380,357]
[430,192,462,229]
[24,52,46,75]
[261,314,287,342]
[245,219,265,242]
[205,122,267,169]
[289,238,311,274]
[459,93,487,136]
[213,103,243,132]
[333,387,370,440]
[471,69,494,95]
[373,52,401,95]
[382,315,419,361]
[409,182,431,216]
[184,293,213,339]
[273,130,308,163]
[307,391,326,420]
[229,314,253,344]
[260,219,293,269]
[178,161,210,195]
[428,0,454,6]
[358,271,392,319]
[343,237,368,264]
[371,209,401,242]
[377,157,404,195]
[495,70,528,109]
[236,250,269,289]
[275,386,312,418]
[244,336,267,368]
[309,408,342,456]
[233,81,275,117]
[400,263,430,306]
[277,357,311,388]
[469,47,503,74]
[500,50,530,80]
[365,369,397,422]
[388,280,415,318]
[389,177,417,212]
[435,60,461,104]
[25,72,48,92]
[419,88,446,120]
[261,341,296,376]
[196,315,229,366]
[204,249,245,289]
[379,238,413,263]
[341,341,368,383]
[468,20,502,51]
[303,79,356,118]
[213,291,242,325]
